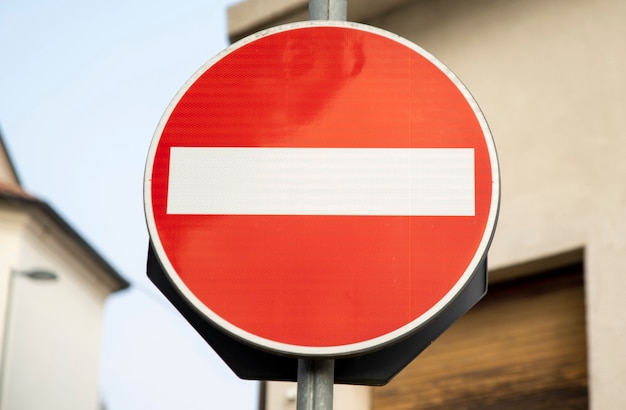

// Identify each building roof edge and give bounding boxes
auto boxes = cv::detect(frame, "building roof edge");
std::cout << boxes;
[0,127,23,186]
[0,185,131,293]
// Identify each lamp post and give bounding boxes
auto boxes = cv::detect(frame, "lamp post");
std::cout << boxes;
[0,268,58,409]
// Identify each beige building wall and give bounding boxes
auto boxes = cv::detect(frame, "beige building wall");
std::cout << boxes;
[227,0,626,408]
[265,382,370,410]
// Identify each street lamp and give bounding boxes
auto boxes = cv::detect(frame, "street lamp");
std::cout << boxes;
[13,269,58,281]
[0,268,58,409]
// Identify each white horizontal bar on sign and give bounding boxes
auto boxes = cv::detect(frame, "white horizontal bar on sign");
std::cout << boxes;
[166,147,475,216]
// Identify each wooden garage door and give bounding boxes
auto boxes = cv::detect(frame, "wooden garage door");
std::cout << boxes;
[372,265,588,409]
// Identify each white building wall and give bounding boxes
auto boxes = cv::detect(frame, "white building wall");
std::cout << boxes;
[0,208,27,360]
[0,207,111,410]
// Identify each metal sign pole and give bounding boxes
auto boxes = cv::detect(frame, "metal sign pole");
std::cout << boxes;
[297,359,335,410]
[295,1,347,409]
[309,0,347,20]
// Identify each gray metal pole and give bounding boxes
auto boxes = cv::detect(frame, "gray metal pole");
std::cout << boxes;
[309,0,347,21]
[0,269,57,409]
[297,359,335,410]
[295,2,345,409]
[0,271,16,410]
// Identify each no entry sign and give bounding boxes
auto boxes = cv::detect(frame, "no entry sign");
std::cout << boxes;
[145,21,499,357]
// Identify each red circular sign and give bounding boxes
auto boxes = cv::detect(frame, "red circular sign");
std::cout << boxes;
[145,21,499,356]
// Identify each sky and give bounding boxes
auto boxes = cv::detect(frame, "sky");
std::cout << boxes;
[0,0,260,408]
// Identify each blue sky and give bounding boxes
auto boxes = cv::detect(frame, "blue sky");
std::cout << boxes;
[0,0,259,408]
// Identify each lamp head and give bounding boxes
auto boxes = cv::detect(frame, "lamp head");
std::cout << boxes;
[13,269,58,281]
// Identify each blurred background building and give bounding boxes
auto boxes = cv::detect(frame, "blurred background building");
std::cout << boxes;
[0,133,129,409]
[227,0,625,408]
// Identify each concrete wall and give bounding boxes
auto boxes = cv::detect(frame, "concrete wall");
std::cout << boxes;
[228,0,626,408]
[366,2,625,407]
